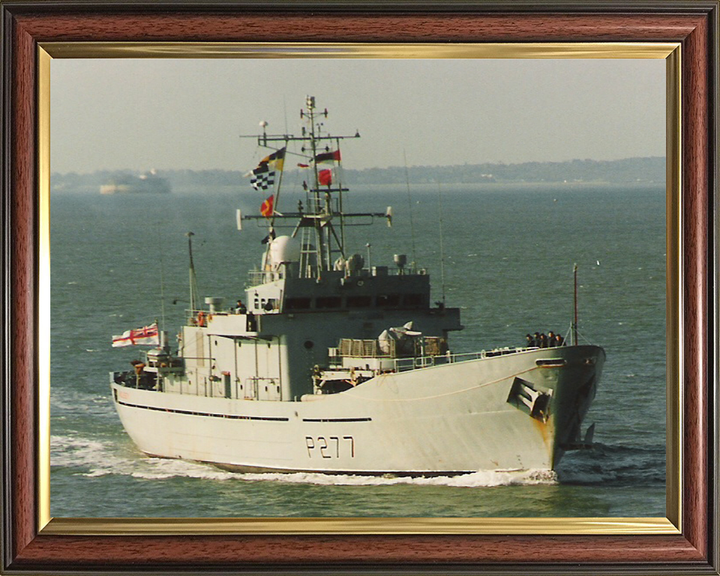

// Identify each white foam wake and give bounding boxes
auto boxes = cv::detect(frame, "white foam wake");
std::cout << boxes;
[237,469,557,488]
[51,435,133,475]
[51,434,238,480]
[129,459,239,481]
[51,434,557,486]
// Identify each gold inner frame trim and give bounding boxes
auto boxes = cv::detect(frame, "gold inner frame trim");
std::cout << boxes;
[664,45,682,533]
[42,41,676,59]
[38,47,52,531]
[37,42,682,536]
[43,516,679,536]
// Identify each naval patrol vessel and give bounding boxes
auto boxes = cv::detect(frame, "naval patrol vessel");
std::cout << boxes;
[110,96,605,476]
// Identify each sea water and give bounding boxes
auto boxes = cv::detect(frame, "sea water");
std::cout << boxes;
[50,183,666,517]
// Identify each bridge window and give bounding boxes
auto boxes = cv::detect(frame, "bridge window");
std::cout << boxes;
[316,296,342,309]
[285,297,312,310]
[403,294,425,307]
[376,294,401,307]
[347,295,372,308]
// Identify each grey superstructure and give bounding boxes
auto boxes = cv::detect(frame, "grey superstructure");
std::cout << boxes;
[110,97,604,476]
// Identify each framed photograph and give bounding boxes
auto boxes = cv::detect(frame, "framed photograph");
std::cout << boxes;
[2,1,717,573]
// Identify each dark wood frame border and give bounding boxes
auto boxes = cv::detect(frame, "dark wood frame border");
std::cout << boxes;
[1,2,717,573]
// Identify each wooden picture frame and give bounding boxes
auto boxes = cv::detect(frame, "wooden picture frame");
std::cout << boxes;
[1,1,717,573]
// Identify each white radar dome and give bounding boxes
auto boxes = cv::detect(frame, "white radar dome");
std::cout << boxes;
[269,235,301,266]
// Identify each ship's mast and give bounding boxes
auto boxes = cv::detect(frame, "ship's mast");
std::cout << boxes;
[305,96,330,274]
[240,96,390,281]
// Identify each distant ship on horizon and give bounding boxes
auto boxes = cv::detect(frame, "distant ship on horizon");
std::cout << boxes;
[100,169,171,195]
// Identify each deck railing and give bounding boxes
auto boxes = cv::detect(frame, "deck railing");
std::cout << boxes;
[329,345,533,374]
[391,347,528,372]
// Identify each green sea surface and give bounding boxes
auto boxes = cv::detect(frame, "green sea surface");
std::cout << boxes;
[50,183,666,517]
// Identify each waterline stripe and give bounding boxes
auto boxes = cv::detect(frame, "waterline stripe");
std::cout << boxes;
[115,399,289,422]
[302,417,372,423]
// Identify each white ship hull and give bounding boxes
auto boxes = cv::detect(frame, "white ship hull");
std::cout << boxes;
[111,345,604,475]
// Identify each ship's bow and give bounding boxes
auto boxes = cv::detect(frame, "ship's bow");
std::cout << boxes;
[544,345,605,467]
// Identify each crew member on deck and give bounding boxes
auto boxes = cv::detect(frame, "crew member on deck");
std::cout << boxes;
[235,299,247,314]
[246,311,257,332]
[131,359,146,388]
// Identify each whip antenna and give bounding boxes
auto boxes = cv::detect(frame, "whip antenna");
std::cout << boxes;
[437,184,447,306]
[187,232,199,316]
[573,263,579,345]
[157,224,167,334]
[403,149,417,271]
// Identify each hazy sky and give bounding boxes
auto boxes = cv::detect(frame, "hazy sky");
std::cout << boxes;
[50,58,665,173]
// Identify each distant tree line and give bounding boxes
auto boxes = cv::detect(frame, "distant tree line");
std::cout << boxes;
[51,157,665,194]
[345,157,665,185]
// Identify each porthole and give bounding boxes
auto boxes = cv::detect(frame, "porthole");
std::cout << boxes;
[304,340,314,350]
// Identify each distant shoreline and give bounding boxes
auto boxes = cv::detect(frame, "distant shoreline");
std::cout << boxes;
[50,181,665,196]
[51,157,665,194]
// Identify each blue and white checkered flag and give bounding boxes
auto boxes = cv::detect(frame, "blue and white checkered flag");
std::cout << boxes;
[247,163,275,191]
